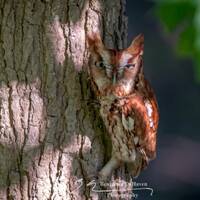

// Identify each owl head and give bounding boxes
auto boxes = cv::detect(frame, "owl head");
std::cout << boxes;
[88,33,144,97]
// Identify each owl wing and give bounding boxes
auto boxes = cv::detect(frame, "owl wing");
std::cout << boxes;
[119,91,159,161]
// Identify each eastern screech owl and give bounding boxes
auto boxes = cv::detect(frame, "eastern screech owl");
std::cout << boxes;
[88,33,159,179]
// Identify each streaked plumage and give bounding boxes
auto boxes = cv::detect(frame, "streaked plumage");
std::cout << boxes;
[88,33,159,178]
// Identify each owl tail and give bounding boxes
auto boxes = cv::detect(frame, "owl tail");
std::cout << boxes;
[127,152,148,178]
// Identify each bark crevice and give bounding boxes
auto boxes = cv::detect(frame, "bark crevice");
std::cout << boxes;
[0,0,132,199]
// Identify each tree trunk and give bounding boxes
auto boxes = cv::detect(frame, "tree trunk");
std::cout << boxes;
[0,0,132,199]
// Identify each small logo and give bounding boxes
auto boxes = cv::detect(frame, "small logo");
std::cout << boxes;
[70,178,154,198]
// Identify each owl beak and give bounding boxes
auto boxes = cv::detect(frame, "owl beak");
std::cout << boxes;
[112,72,117,84]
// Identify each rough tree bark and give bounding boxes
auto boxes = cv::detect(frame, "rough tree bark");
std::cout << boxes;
[0,0,133,199]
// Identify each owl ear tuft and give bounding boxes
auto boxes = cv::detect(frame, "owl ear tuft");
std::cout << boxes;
[87,32,105,53]
[127,34,144,55]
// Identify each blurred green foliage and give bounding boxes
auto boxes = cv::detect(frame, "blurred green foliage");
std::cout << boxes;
[155,0,200,80]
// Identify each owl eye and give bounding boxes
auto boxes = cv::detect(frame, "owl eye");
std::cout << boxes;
[124,64,135,68]
[95,61,106,68]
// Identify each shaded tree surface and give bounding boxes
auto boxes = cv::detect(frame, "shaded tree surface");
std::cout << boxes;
[0,0,134,199]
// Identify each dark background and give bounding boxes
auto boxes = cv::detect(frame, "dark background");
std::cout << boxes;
[126,0,200,199]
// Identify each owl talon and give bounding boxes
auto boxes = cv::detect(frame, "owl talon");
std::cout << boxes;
[86,100,100,107]
[98,157,121,182]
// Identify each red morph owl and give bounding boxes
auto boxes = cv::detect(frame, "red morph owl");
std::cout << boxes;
[88,33,159,179]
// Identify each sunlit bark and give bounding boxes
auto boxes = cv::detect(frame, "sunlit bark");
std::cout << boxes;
[0,0,131,199]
